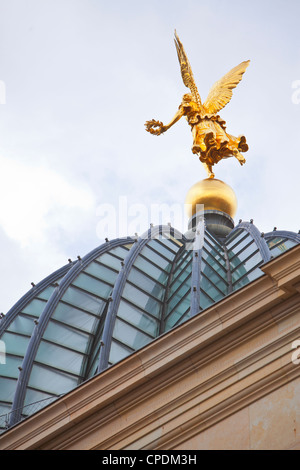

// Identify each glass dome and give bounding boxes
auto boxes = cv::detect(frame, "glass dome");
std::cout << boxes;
[0,219,299,432]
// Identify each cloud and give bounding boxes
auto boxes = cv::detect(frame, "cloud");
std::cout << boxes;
[0,155,95,247]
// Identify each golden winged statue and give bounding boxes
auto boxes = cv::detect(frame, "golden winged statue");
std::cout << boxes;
[145,31,250,178]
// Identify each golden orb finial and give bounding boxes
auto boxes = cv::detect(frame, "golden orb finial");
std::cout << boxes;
[185,178,237,219]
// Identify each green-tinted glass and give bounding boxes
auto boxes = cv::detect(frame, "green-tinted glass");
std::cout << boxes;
[72,273,112,298]
[117,300,158,336]
[35,341,84,376]
[109,340,133,364]
[127,268,165,301]
[134,256,169,284]
[43,321,91,354]
[113,318,152,350]
[1,332,30,356]
[28,364,78,394]
[21,299,47,317]
[140,246,172,272]
[122,284,161,318]
[52,302,97,333]
[84,262,118,284]
[7,314,35,336]
[62,286,104,315]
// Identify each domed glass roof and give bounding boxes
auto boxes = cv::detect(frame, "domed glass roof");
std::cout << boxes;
[0,219,299,432]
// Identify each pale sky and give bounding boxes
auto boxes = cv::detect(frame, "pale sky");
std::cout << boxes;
[0,0,299,313]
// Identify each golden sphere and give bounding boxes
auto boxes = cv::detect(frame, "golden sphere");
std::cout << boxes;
[185,178,237,219]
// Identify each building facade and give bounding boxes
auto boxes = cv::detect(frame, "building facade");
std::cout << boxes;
[0,179,299,449]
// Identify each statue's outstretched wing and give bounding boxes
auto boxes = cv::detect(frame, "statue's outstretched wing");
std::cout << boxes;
[174,31,202,108]
[203,60,250,115]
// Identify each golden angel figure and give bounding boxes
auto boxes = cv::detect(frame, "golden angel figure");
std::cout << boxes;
[145,31,250,178]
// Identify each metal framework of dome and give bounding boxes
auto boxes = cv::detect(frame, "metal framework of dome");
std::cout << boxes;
[0,216,299,432]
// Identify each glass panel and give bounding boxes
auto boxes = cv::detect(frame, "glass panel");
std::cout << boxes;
[7,314,35,336]
[61,286,104,315]
[127,268,165,301]
[52,302,97,333]
[72,273,112,298]
[0,377,17,401]
[1,332,30,356]
[107,245,131,259]
[24,388,57,406]
[170,269,192,294]
[172,252,193,277]
[204,229,221,246]
[171,258,192,286]
[117,300,158,337]
[84,262,118,284]
[267,236,286,246]
[134,256,169,284]
[28,364,78,395]
[268,238,297,257]
[98,252,124,271]
[86,354,99,379]
[159,237,182,252]
[233,268,263,291]
[202,247,227,275]
[201,276,224,302]
[200,290,215,310]
[204,240,226,268]
[148,240,177,260]
[113,318,152,350]
[123,243,133,250]
[169,268,191,300]
[0,403,11,431]
[0,403,11,427]
[23,390,58,417]
[35,341,84,376]
[36,285,56,301]
[165,298,190,330]
[176,309,193,326]
[230,240,255,263]
[227,234,253,259]
[201,261,227,294]
[0,356,22,379]
[22,299,47,317]
[109,340,133,364]
[167,284,190,313]
[122,284,161,318]
[43,321,91,354]
[226,229,245,249]
[231,252,262,283]
[140,246,172,272]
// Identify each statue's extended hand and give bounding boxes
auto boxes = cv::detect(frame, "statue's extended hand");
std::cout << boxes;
[145,119,166,135]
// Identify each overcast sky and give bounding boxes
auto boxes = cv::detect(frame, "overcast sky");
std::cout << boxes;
[0,0,299,313]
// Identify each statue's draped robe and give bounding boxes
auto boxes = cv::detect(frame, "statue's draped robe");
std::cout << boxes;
[180,99,248,167]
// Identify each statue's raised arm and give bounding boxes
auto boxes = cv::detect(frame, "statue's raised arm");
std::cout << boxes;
[145,107,184,136]
[145,31,250,179]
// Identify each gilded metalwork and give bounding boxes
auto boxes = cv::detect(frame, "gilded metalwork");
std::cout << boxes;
[145,31,250,178]
[185,178,237,219]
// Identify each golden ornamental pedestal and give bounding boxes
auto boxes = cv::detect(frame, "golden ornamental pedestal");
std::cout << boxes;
[185,178,237,237]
